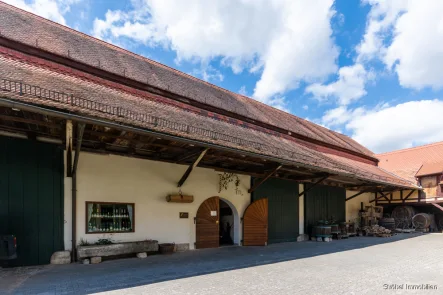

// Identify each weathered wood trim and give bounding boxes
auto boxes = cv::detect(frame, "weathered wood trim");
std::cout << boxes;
[345,189,371,202]
[298,176,329,198]
[248,165,283,193]
[177,148,209,187]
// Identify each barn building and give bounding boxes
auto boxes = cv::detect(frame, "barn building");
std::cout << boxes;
[0,3,419,266]
[377,142,443,218]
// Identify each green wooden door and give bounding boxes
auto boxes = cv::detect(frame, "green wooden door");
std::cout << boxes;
[304,184,345,235]
[252,178,299,244]
[0,136,64,266]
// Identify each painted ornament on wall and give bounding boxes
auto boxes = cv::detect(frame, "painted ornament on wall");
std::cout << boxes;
[218,172,243,196]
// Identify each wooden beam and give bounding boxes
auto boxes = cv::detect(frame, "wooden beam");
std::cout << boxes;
[0,114,62,129]
[66,120,73,177]
[403,190,415,201]
[432,203,443,212]
[176,149,204,163]
[72,123,85,176]
[370,191,390,203]
[177,148,209,187]
[380,191,390,201]
[289,172,329,182]
[346,189,372,202]
[298,175,329,197]
[248,164,283,193]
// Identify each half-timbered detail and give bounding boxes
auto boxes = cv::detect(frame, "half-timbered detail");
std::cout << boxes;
[0,2,423,266]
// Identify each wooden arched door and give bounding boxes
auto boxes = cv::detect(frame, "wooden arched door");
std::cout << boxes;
[195,197,220,249]
[243,198,268,246]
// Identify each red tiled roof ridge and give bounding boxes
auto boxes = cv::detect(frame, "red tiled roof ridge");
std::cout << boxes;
[377,141,443,156]
[0,1,376,161]
[0,1,253,105]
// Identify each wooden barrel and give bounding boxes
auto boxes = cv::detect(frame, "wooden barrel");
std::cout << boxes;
[330,224,340,234]
[412,213,431,229]
[313,225,332,237]
[379,218,396,230]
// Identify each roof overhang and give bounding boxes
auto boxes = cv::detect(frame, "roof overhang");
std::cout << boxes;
[0,96,419,192]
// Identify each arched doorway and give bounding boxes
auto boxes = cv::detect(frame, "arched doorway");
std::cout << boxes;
[195,197,240,249]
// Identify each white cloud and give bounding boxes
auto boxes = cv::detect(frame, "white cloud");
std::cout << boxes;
[92,0,339,108]
[321,106,365,127]
[305,64,371,106]
[357,1,443,90]
[302,105,309,110]
[345,100,443,153]
[238,86,247,96]
[356,0,407,62]
[191,65,224,83]
[384,1,443,90]
[4,0,81,25]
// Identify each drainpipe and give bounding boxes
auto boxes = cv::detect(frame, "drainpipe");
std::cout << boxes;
[71,123,85,262]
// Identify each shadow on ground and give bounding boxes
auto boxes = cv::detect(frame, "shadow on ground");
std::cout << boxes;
[0,233,428,294]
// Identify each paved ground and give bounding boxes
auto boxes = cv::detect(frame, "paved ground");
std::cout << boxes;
[1,233,442,295]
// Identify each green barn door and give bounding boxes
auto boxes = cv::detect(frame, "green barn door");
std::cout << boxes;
[304,184,345,236]
[0,136,64,266]
[252,178,299,244]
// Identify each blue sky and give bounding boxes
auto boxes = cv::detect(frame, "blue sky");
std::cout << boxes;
[6,0,443,153]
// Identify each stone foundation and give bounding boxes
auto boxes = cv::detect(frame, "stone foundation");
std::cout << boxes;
[174,243,190,252]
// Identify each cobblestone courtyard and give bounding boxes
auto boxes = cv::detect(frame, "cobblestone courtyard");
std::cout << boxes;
[1,233,442,294]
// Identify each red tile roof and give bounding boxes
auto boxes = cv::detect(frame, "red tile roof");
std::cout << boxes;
[0,2,376,160]
[416,162,443,177]
[377,141,443,183]
[0,49,417,189]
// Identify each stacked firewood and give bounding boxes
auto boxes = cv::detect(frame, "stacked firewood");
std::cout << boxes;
[363,225,391,235]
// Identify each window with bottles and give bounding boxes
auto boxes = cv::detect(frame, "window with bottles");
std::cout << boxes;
[86,202,134,234]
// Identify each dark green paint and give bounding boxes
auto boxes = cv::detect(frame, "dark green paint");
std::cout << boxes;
[304,184,346,235]
[252,178,299,244]
[0,136,64,266]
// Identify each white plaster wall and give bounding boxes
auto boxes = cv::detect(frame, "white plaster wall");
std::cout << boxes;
[345,191,374,224]
[68,152,250,249]
[298,183,304,235]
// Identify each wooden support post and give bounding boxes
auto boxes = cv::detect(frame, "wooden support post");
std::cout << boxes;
[248,164,283,193]
[400,190,404,203]
[177,148,209,187]
[298,175,329,198]
[66,120,73,177]
[71,122,85,263]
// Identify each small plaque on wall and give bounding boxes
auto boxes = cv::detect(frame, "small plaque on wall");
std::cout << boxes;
[179,212,189,219]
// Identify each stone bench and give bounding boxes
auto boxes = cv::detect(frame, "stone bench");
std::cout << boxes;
[77,240,158,260]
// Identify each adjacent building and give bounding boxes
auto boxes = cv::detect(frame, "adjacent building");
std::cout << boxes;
[377,142,443,204]
[0,2,419,266]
